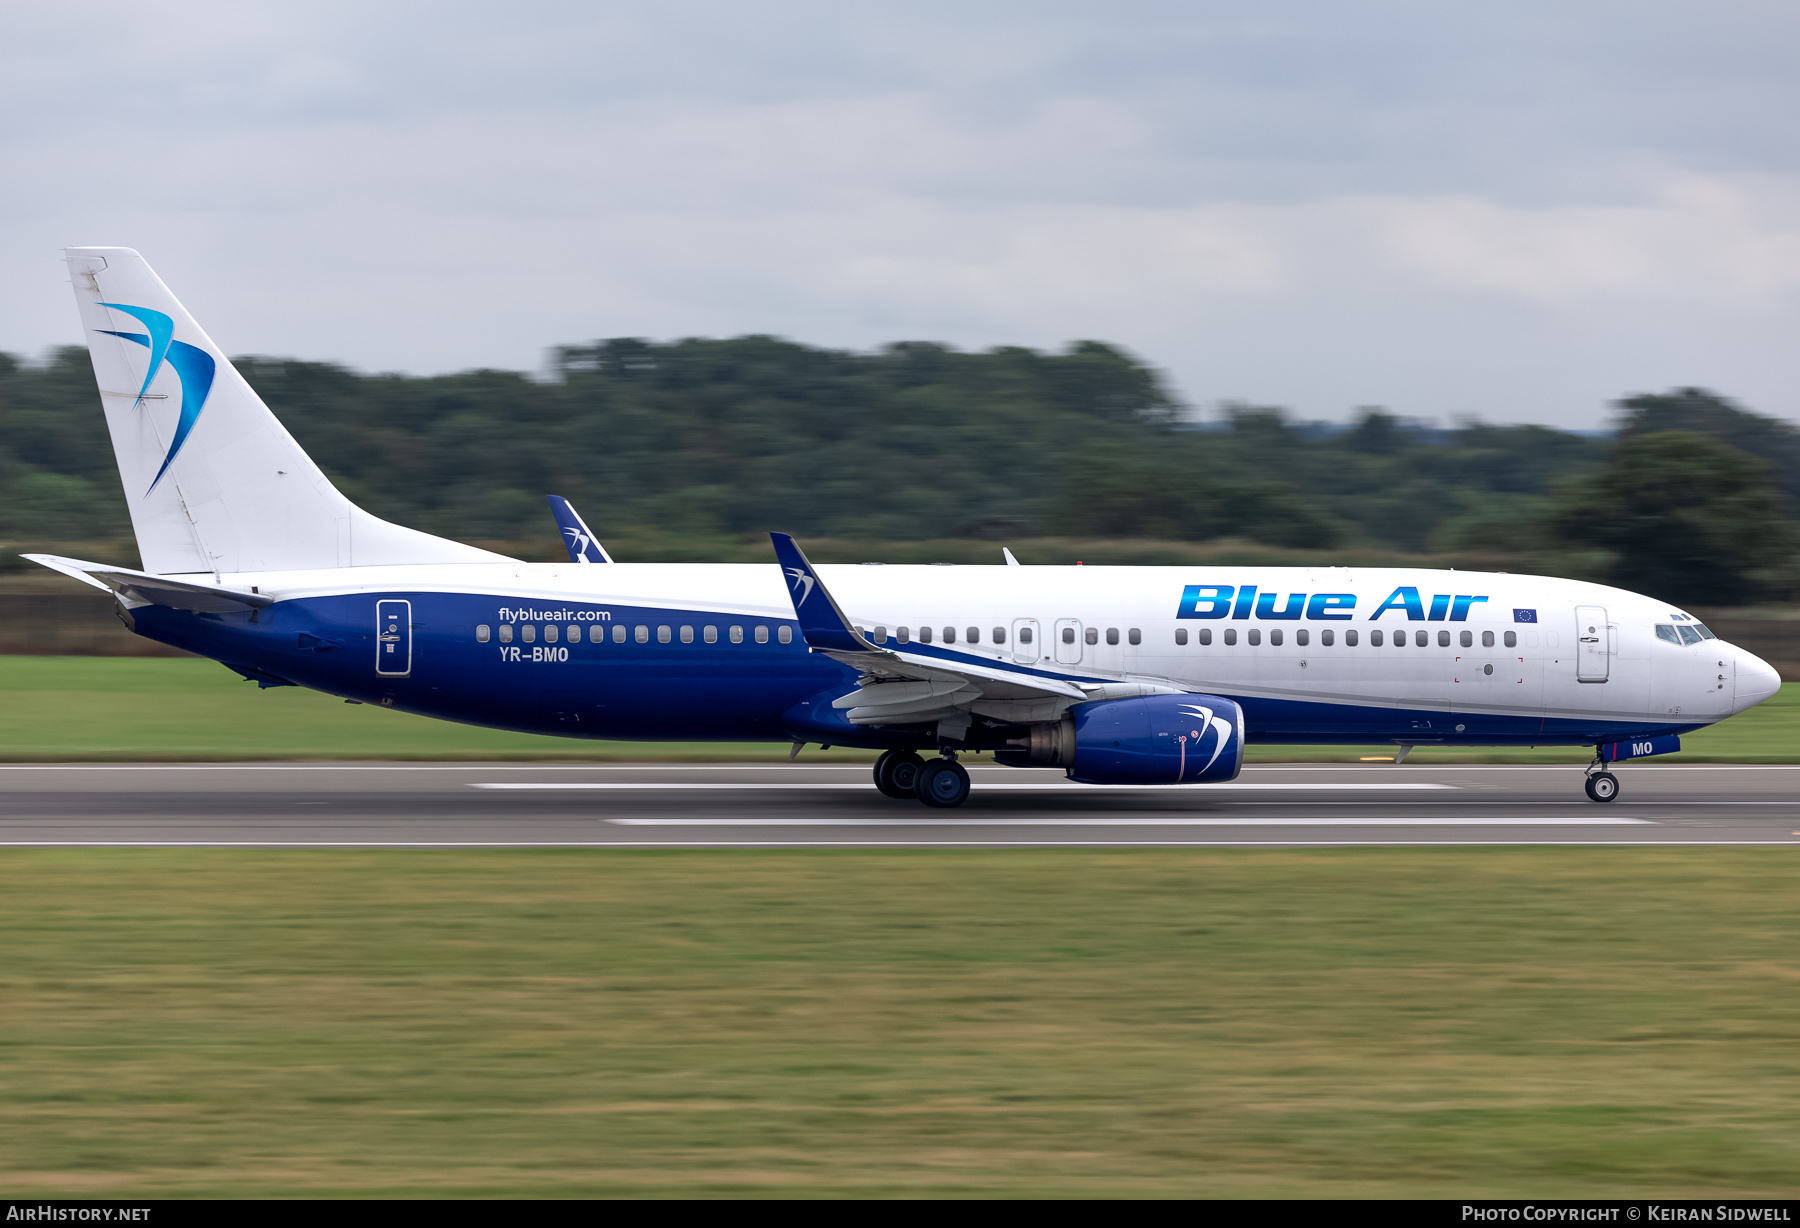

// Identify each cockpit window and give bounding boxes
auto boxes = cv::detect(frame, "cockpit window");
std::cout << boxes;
[1694,623,1716,640]
[1677,624,1703,646]
[1656,625,1681,645]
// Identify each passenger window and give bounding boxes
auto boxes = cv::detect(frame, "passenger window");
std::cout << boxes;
[704,625,718,644]
[545,624,559,643]
[680,626,694,644]
[568,625,581,642]
[1085,627,1098,645]
[657,626,671,644]
[1016,627,1029,644]
[635,626,649,643]
[1437,630,1450,647]
[1061,627,1074,644]
[1413,630,1426,647]
[873,626,888,643]
[1269,628,1282,647]
[779,626,793,644]
[1296,628,1309,646]
[755,626,770,644]
[1503,630,1516,648]
[993,627,1005,644]
[1321,629,1333,647]
[500,625,514,643]
[1128,628,1141,646]
[1248,628,1261,646]
[1460,630,1472,647]
[1371,630,1383,647]
[1199,628,1212,646]
[919,626,933,644]
[1106,628,1119,646]
[967,627,979,644]
[1345,629,1358,646]
[899,627,912,643]
[611,625,624,643]
[1224,628,1237,646]
[1677,624,1702,645]
[943,627,956,644]
[476,625,491,643]
[522,625,536,644]
[1175,628,1188,646]
[729,625,743,644]
[1481,630,1493,648]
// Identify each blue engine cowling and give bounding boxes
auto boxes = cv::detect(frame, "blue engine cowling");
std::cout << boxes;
[1067,693,1245,785]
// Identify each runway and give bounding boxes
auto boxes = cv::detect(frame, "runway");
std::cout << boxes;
[0,762,1795,846]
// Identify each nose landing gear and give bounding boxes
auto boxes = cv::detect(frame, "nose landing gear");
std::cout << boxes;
[1584,752,1620,803]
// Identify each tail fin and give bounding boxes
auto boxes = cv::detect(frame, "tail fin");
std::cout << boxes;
[64,247,510,575]
[545,495,613,563]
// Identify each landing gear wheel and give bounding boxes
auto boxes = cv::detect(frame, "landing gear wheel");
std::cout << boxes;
[1585,771,1619,803]
[874,750,925,799]
[915,758,971,808]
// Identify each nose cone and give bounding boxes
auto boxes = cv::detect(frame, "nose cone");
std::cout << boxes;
[1735,650,1782,713]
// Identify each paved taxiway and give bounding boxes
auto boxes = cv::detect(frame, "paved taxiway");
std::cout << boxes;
[0,762,1794,846]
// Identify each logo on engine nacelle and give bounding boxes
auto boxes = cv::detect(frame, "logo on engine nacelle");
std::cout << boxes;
[1176,702,1235,777]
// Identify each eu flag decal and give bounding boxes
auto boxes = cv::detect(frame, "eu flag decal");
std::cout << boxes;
[1513,609,1538,623]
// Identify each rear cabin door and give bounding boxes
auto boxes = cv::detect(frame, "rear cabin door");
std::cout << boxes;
[1011,618,1040,663]
[376,599,412,676]
[1575,604,1609,682]
[1054,618,1084,665]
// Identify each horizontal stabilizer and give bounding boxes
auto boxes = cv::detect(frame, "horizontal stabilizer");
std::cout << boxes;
[24,553,272,613]
[546,495,613,563]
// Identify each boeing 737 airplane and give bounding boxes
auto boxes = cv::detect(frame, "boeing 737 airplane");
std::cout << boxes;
[28,248,1782,807]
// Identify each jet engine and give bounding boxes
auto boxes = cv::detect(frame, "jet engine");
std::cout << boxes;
[1001,693,1245,785]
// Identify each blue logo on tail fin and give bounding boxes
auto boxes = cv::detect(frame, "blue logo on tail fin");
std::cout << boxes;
[95,303,215,493]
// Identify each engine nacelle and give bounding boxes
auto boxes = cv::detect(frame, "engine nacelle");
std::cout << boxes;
[1066,693,1245,785]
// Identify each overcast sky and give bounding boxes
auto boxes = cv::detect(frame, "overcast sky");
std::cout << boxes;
[5,1,1799,426]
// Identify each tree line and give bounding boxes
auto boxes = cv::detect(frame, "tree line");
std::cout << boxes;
[0,337,1794,606]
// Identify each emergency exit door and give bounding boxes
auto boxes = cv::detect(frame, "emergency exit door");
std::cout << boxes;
[377,599,412,676]
[1575,604,1609,682]
[1054,618,1084,665]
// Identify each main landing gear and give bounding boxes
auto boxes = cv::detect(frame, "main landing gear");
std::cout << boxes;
[873,749,971,808]
[1584,753,1620,804]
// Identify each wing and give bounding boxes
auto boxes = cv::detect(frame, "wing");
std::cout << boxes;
[769,533,1177,731]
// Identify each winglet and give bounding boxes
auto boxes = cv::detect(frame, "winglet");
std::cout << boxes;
[769,533,878,653]
[1002,547,1021,566]
[546,495,613,563]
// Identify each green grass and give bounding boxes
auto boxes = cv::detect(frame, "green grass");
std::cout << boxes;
[2,848,1799,1197]
[0,655,1794,762]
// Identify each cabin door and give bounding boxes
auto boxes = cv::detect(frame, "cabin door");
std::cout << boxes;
[1575,605,1609,682]
[376,599,412,676]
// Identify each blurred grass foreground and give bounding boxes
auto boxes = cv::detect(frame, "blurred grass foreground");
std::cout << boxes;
[3,847,1799,1197]
[1,655,1796,761]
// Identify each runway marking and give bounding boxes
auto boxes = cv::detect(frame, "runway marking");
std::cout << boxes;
[469,781,1458,792]
[603,815,1650,827]
[0,839,1788,849]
